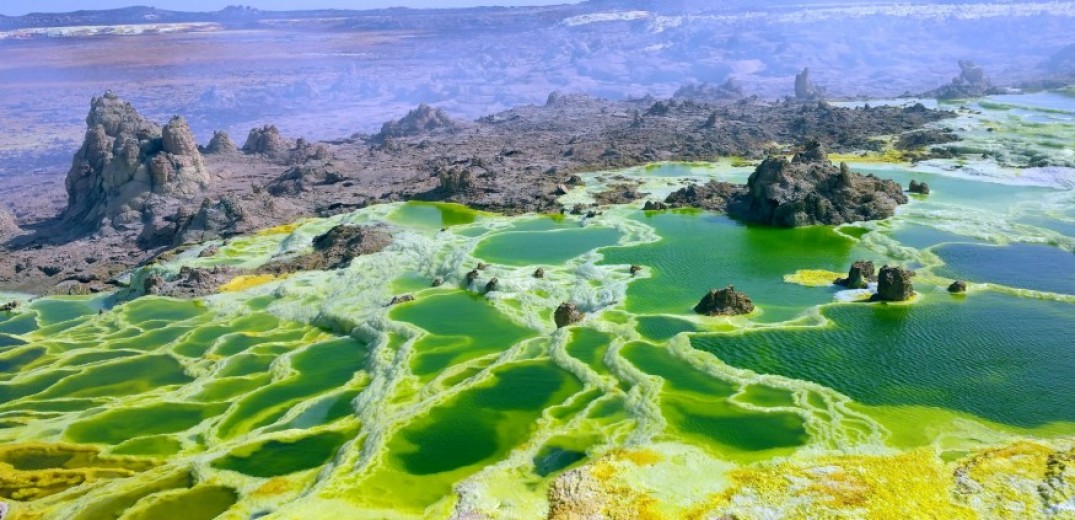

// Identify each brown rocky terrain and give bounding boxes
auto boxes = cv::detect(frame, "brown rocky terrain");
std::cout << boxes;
[0,89,952,295]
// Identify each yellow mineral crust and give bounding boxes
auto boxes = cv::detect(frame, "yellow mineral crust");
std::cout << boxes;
[0,442,158,502]
[783,269,844,287]
[218,274,284,292]
[549,440,1075,520]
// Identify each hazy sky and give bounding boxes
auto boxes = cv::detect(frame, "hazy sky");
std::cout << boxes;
[0,1,572,16]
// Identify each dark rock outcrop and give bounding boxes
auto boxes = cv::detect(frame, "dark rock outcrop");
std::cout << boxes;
[663,180,740,212]
[554,302,584,328]
[794,68,825,101]
[388,294,415,306]
[909,180,931,195]
[141,265,235,298]
[896,129,958,150]
[630,265,642,276]
[377,104,458,140]
[485,278,500,292]
[534,268,545,278]
[256,224,393,274]
[594,183,647,205]
[664,142,906,226]
[923,61,1003,100]
[873,265,915,302]
[948,280,968,293]
[267,162,345,196]
[744,143,905,226]
[694,285,755,316]
[835,260,876,289]
[1,301,19,312]
[62,92,210,233]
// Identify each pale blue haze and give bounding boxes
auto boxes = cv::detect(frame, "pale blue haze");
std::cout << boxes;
[0,1,572,16]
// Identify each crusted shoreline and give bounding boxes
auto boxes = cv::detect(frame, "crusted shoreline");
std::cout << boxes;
[0,90,953,296]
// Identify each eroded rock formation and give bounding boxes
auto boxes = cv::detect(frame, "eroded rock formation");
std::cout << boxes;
[0,207,19,238]
[242,125,290,156]
[204,130,238,154]
[924,61,1002,100]
[835,260,876,289]
[665,142,907,227]
[795,68,825,101]
[694,285,755,316]
[909,180,931,195]
[873,265,915,301]
[377,104,459,140]
[62,92,210,234]
[554,302,584,328]
[948,280,968,293]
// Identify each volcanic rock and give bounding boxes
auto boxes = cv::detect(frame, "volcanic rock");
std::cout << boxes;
[534,268,545,278]
[630,265,642,276]
[485,278,500,292]
[204,130,238,154]
[694,285,755,316]
[643,200,668,211]
[62,92,210,233]
[242,125,290,157]
[142,273,165,295]
[794,68,825,101]
[909,180,931,195]
[594,184,647,205]
[663,180,740,212]
[835,260,876,289]
[466,269,480,283]
[256,224,393,274]
[388,294,415,306]
[923,61,1002,100]
[377,104,458,140]
[1,301,18,312]
[948,280,968,293]
[873,265,915,302]
[554,302,584,328]
[267,162,345,196]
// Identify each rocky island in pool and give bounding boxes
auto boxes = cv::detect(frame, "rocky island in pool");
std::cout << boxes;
[2,2,1075,519]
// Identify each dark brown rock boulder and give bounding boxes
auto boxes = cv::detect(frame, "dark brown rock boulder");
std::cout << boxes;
[909,180,931,195]
[554,302,584,328]
[534,268,545,279]
[694,285,755,316]
[257,225,393,274]
[948,280,968,293]
[835,261,876,289]
[1,301,19,312]
[630,265,643,276]
[388,294,415,306]
[873,266,916,302]
[485,278,500,293]
[663,180,740,212]
[466,269,480,283]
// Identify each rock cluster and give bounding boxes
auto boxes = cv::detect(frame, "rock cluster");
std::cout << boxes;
[62,92,210,233]
[948,280,968,293]
[909,180,931,195]
[554,302,584,328]
[256,224,392,274]
[673,78,745,104]
[873,265,915,302]
[665,142,906,227]
[694,285,755,316]
[835,260,876,289]
[377,104,459,140]
[242,125,290,156]
[923,61,1002,100]
[142,265,235,297]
